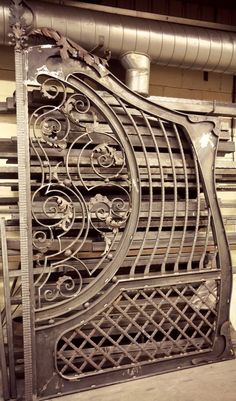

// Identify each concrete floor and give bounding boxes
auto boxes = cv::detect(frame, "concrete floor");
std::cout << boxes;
[0,358,236,400]
[48,359,236,401]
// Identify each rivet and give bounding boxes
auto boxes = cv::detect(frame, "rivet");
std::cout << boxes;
[64,249,72,257]
[63,178,71,187]
[84,302,90,309]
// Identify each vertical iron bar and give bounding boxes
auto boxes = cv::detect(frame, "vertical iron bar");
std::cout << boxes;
[15,49,36,401]
[141,112,165,275]
[118,100,152,278]
[159,119,178,272]
[187,149,200,270]
[199,210,211,269]
[173,123,189,271]
[0,218,17,399]
[0,308,10,400]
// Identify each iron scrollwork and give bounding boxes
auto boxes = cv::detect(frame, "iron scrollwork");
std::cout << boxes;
[11,25,233,400]
[30,75,132,309]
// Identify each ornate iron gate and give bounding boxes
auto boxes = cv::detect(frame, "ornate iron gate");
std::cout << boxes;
[8,15,234,401]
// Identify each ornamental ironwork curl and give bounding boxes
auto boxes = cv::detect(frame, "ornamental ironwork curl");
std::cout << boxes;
[91,142,125,179]
[88,192,130,231]
[43,264,83,302]
[30,74,132,309]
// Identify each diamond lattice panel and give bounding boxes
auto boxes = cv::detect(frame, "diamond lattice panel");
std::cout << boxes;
[56,280,218,379]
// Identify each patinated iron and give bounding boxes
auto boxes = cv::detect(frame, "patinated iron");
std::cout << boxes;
[25,35,234,398]
[0,1,234,400]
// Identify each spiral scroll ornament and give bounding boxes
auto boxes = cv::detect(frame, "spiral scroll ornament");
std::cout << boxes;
[30,74,133,311]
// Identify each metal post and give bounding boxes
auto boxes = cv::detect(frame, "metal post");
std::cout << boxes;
[8,1,36,399]
[0,308,10,400]
[0,218,17,399]
[14,46,36,401]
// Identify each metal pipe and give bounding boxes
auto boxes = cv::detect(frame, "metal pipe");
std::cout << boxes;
[120,53,150,96]
[2,0,236,90]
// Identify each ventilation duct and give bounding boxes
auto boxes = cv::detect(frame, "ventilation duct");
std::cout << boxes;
[1,0,236,93]
[120,53,150,96]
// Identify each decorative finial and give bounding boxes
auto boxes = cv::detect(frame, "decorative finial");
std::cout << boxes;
[8,0,28,50]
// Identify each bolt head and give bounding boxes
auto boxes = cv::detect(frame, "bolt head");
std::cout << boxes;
[63,178,71,187]
[64,249,72,257]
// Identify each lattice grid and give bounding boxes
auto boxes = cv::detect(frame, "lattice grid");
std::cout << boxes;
[56,280,218,378]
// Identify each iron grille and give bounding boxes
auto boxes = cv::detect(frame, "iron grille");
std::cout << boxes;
[56,281,218,379]
[4,26,233,400]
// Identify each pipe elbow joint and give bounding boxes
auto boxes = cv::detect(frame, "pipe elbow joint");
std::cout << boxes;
[120,52,151,97]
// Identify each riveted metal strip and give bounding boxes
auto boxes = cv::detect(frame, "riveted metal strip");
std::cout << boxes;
[15,49,36,401]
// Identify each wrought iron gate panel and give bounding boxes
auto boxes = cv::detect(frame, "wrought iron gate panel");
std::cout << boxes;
[15,34,233,399]
[56,279,219,379]
[30,77,217,310]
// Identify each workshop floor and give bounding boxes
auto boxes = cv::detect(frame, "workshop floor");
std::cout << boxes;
[48,358,236,401]
[1,356,236,400]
